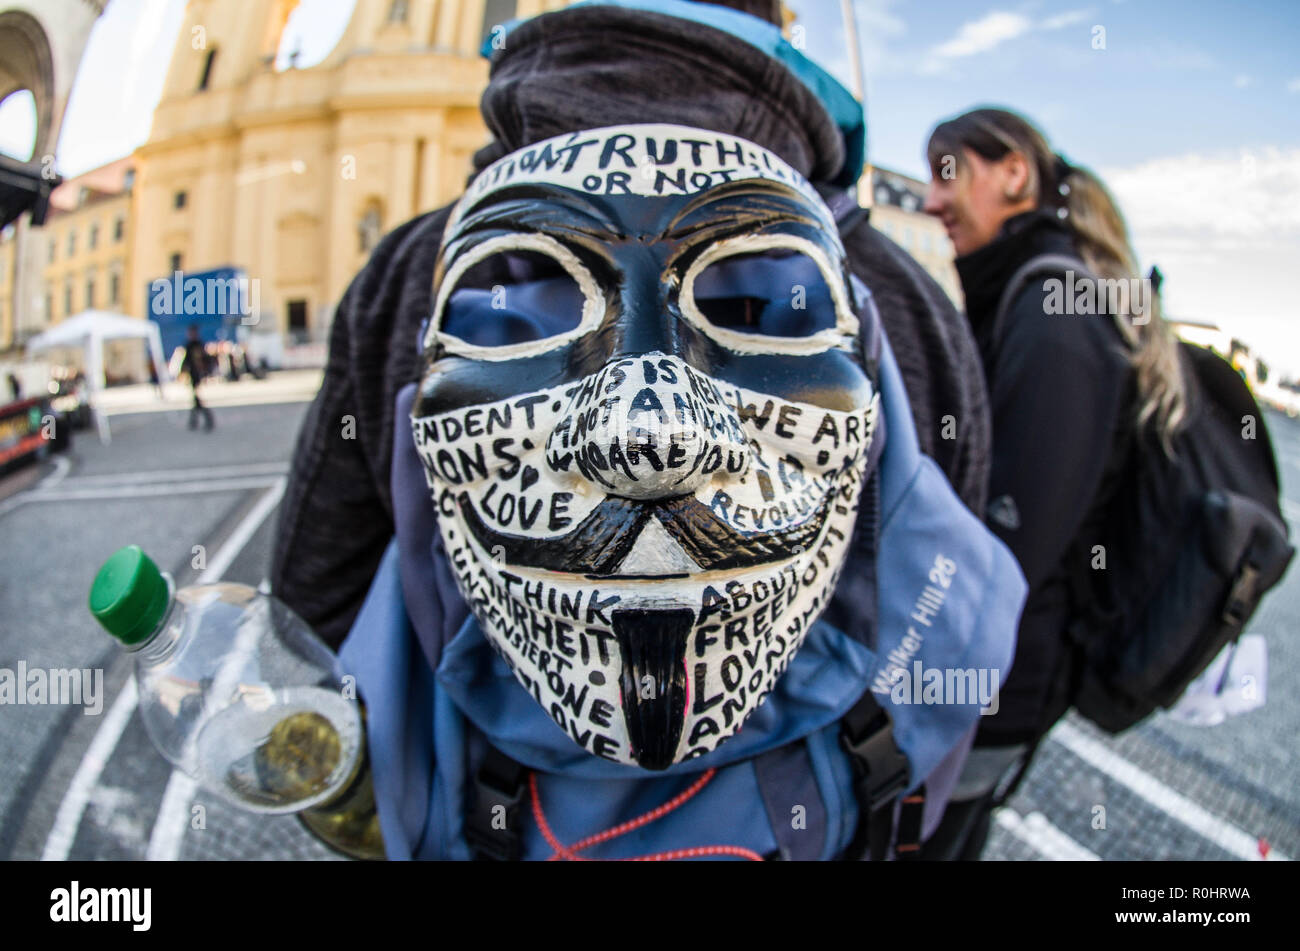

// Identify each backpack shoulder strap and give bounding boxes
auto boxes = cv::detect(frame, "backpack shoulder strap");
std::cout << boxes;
[992,252,1092,344]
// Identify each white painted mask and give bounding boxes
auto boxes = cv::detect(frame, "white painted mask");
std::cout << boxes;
[412,124,881,769]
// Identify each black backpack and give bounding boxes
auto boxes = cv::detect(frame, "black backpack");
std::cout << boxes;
[995,254,1295,734]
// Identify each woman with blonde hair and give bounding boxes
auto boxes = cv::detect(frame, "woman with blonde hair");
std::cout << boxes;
[920,106,1185,858]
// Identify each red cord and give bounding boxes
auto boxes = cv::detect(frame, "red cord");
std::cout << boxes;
[528,769,764,862]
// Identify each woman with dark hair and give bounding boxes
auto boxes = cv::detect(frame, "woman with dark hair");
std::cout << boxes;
[920,107,1186,858]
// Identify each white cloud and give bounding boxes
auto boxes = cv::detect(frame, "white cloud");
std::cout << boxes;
[1234,74,1252,89]
[1287,77,1300,93]
[918,7,1091,75]
[0,91,37,161]
[1103,148,1300,238]
[1101,149,1300,374]
[920,11,1033,73]
[1040,8,1093,30]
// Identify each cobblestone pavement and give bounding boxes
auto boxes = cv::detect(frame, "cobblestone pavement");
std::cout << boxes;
[2,393,1296,862]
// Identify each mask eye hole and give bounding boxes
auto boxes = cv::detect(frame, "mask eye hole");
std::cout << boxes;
[428,233,604,358]
[439,249,586,349]
[683,244,848,350]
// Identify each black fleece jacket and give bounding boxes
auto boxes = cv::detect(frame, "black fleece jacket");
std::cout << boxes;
[271,4,992,649]
[958,209,1135,745]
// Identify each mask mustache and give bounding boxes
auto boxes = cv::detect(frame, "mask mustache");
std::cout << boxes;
[455,489,832,575]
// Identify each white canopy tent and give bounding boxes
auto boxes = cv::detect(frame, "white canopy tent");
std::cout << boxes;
[26,310,170,390]
[25,310,171,443]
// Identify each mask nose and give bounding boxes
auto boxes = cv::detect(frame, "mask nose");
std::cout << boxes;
[545,354,750,499]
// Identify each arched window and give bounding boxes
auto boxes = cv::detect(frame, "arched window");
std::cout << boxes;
[387,0,409,23]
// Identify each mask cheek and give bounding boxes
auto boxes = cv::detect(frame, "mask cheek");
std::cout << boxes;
[734,398,875,494]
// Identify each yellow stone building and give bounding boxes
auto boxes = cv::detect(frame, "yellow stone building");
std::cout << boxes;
[131,0,570,348]
[1,158,137,377]
[43,158,133,317]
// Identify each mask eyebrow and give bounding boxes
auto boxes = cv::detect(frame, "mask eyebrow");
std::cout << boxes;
[662,183,833,242]
[456,190,625,241]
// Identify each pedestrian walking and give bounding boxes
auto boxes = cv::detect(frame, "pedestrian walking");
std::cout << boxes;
[180,325,215,431]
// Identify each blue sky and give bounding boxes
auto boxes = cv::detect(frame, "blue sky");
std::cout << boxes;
[790,0,1300,375]
[789,0,1300,178]
[1,0,1296,373]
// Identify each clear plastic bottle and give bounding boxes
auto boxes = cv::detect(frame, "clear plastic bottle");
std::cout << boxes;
[89,545,384,858]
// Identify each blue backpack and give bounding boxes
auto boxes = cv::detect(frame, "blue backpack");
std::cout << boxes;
[337,280,1026,860]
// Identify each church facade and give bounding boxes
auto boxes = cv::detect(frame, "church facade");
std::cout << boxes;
[129,0,568,348]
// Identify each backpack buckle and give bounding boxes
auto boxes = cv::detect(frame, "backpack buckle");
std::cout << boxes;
[1221,562,1260,628]
[840,708,910,809]
[465,748,529,861]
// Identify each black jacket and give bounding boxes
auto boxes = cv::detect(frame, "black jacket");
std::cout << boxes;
[271,4,992,648]
[180,340,208,384]
[958,209,1136,745]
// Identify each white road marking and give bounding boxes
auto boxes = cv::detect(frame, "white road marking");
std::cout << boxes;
[43,454,72,491]
[29,477,282,503]
[41,477,287,862]
[146,773,199,861]
[0,455,72,518]
[41,678,139,861]
[1050,720,1288,861]
[194,480,286,583]
[994,808,1101,861]
[3,463,287,514]
[61,462,288,487]
[101,393,316,415]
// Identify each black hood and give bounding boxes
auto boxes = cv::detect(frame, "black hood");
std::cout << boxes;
[472,4,848,190]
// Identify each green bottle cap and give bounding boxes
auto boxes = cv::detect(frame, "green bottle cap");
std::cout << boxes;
[89,545,170,646]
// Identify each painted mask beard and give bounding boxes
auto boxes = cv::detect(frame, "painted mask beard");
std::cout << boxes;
[413,124,882,770]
